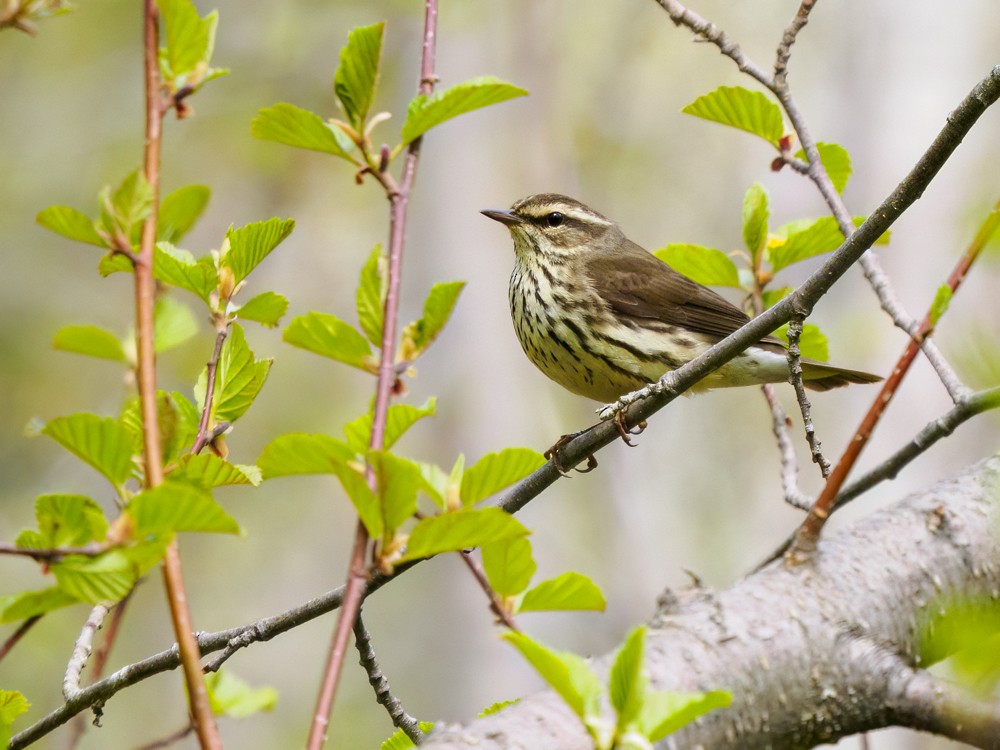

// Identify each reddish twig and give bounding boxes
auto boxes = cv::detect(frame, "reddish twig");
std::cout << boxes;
[191,327,229,455]
[0,616,41,664]
[306,3,440,747]
[459,550,520,632]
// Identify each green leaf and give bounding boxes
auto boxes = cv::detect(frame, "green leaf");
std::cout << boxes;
[334,22,385,131]
[398,281,465,363]
[929,284,953,326]
[154,296,198,354]
[653,245,740,287]
[401,76,528,145]
[610,627,647,732]
[501,632,602,721]
[795,142,852,194]
[331,460,382,539]
[742,183,770,262]
[154,242,219,304]
[682,86,784,148]
[761,286,792,309]
[29,494,108,548]
[121,391,199,469]
[257,433,354,478]
[208,324,272,422]
[158,184,210,243]
[398,507,530,562]
[482,536,536,597]
[129,483,241,535]
[283,312,376,372]
[479,700,518,718]
[343,398,437,453]
[380,723,435,750]
[52,324,126,362]
[170,454,261,488]
[37,205,107,247]
[157,0,219,81]
[774,322,829,362]
[768,216,889,272]
[41,414,135,487]
[518,572,606,613]
[251,103,355,159]
[415,460,448,507]
[205,671,277,719]
[460,447,546,506]
[0,690,30,748]
[97,253,135,277]
[108,170,154,244]
[235,291,288,328]
[223,218,295,285]
[639,689,732,742]
[369,451,421,534]
[52,551,137,604]
[356,245,386,347]
[0,587,79,623]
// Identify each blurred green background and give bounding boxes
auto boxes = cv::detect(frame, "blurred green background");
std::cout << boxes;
[2,1,998,748]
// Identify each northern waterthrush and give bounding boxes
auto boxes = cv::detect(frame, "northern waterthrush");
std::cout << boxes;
[482,193,881,403]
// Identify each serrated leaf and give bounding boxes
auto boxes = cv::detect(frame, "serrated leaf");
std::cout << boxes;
[52,324,126,362]
[98,252,135,277]
[482,536,536,597]
[742,183,770,262]
[159,184,210,243]
[653,244,740,287]
[416,461,447,507]
[283,312,376,372]
[52,551,137,604]
[369,451,421,534]
[795,142,852,194]
[208,324,272,422]
[251,103,355,159]
[479,700,518,718]
[398,281,465,363]
[331,460,382,538]
[611,627,647,731]
[929,285,953,326]
[460,447,546,506]
[121,391,198,469]
[401,76,528,145]
[343,398,437,453]
[682,86,784,148]
[42,414,135,487]
[0,690,30,748]
[257,433,354,478]
[157,0,218,81]
[501,632,602,720]
[380,723,435,750]
[0,587,79,623]
[110,170,154,245]
[154,296,198,354]
[235,291,288,328]
[639,689,732,742]
[334,22,384,131]
[398,507,530,562]
[170,454,261,488]
[37,205,107,248]
[774,322,829,362]
[223,218,295,285]
[518,572,606,613]
[205,671,277,719]
[31,494,108,548]
[128,483,241,535]
[357,245,386,347]
[768,216,889,272]
[155,242,219,304]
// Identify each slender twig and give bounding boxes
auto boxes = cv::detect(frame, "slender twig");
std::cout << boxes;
[0,543,104,561]
[306,3,440,747]
[137,3,220,746]
[774,0,817,87]
[63,604,110,700]
[353,613,425,744]
[785,318,831,478]
[133,725,196,750]
[0,616,41,664]
[191,327,229,454]
[459,550,520,632]
[761,384,812,509]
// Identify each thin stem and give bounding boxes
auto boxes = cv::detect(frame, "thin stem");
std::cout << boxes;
[459,550,520,632]
[785,318,830,478]
[774,0,818,87]
[191,327,229,455]
[63,604,110,701]
[0,616,41,665]
[137,3,220,747]
[761,385,811,510]
[0,543,104,561]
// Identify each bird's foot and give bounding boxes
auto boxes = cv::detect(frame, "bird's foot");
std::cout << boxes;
[613,412,647,447]
[598,373,675,422]
[544,432,598,476]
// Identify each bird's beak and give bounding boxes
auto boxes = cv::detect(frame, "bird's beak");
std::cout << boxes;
[481,208,522,227]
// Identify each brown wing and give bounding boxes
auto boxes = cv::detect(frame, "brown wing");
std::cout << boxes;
[584,239,783,344]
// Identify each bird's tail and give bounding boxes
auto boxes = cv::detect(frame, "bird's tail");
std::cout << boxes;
[800,360,883,391]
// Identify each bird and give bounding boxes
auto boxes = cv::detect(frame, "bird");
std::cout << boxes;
[482,193,881,405]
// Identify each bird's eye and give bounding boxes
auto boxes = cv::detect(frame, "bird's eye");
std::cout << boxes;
[545,212,564,227]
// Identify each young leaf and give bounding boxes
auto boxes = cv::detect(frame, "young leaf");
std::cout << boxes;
[157,0,219,82]
[774,322,829,362]
[415,460,448,507]
[610,627,648,732]
[369,450,421,534]
[234,291,288,328]
[52,551,137,604]
[41,414,135,487]
[460,447,546,506]
[356,245,386,347]
[128,483,241,535]
[155,242,219,304]
[482,535,536,597]
[768,216,889,272]
[653,245,740,287]
[121,391,199,469]
[479,700,518,718]
[742,183,770,262]
[52,324,126,362]
[109,170,154,244]
[30,494,109,548]
[518,572,606,613]
[208,324,272,423]
[205,670,277,719]
[158,184,210,243]
[398,281,466,363]
[257,433,354,478]
[380,723,435,750]
[929,284,953,326]
[0,587,78,623]
[251,103,355,159]
[334,22,385,131]
[283,312,377,372]
[153,296,198,354]
[501,632,602,721]
[795,142,852,194]
[638,689,732,742]
[761,286,792,309]
[682,86,784,148]
[37,205,107,248]
[343,398,437,453]
[0,690,30,748]
[223,218,295,285]
[330,460,382,539]
[401,76,528,145]
[398,507,530,562]
[170,454,261,488]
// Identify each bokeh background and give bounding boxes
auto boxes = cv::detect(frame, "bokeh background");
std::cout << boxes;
[2,1,999,748]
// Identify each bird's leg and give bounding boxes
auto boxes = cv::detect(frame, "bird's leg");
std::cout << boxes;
[544,431,598,476]
[613,411,647,447]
